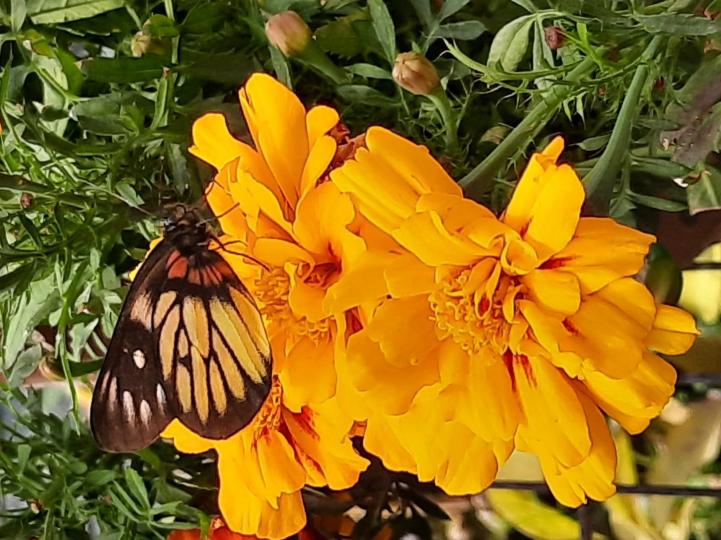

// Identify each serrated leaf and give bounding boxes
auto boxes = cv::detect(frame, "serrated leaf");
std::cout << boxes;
[435,20,485,40]
[27,0,124,24]
[636,14,721,35]
[488,15,534,71]
[368,0,396,63]
[315,16,365,58]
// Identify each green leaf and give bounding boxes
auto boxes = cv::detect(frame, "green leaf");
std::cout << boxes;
[434,20,485,40]
[487,490,580,540]
[124,467,150,509]
[86,469,117,487]
[636,14,721,36]
[8,344,42,386]
[368,0,396,63]
[409,0,432,28]
[348,63,392,79]
[82,57,164,83]
[438,0,469,20]
[71,95,139,136]
[27,0,124,24]
[488,15,534,71]
[11,0,27,31]
[627,192,687,212]
[336,84,397,107]
[687,166,721,215]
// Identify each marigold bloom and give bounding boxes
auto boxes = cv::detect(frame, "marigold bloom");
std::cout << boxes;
[165,73,370,538]
[330,131,698,506]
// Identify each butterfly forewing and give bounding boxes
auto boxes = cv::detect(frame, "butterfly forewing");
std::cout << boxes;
[91,221,272,453]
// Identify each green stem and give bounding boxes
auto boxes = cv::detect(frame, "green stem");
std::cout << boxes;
[460,53,602,200]
[583,36,664,213]
[427,88,458,153]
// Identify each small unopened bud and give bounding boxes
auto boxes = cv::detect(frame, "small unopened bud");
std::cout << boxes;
[544,26,565,50]
[265,11,312,57]
[392,52,440,96]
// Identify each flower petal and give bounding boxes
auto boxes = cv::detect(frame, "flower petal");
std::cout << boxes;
[522,269,581,316]
[240,73,308,208]
[646,304,699,354]
[280,336,336,411]
[190,113,248,171]
[547,217,655,294]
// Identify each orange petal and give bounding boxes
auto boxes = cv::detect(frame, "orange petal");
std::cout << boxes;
[300,135,336,197]
[190,113,247,171]
[522,269,581,316]
[548,217,655,294]
[513,353,591,468]
[305,105,339,148]
[240,73,308,208]
[536,392,616,507]
[279,336,336,411]
[584,351,676,434]
[646,304,699,354]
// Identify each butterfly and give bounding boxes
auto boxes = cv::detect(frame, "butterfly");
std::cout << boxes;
[90,211,272,452]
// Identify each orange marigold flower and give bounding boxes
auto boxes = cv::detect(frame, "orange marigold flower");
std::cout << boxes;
[164,73,371,538]
[330,130,699,506]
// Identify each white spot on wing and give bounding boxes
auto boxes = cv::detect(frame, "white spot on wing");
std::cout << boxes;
[107,378,118,412]
[133,349,146,369]
[122,391,136,423]
[139,400,152,426]
[156,384,166,412]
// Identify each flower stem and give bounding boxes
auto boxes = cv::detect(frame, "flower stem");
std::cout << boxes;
[460,53,601,201]
[427,88,458,153]
[583,36,664,214]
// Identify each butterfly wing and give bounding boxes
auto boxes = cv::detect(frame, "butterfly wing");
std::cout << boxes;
[91,237,272,453]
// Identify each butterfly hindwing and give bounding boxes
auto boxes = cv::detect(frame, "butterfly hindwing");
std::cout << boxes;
[91,221,273,453]
[91,239,178,452]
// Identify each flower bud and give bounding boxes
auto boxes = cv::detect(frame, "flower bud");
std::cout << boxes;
[265,11,312,57]
[392,52,440,96]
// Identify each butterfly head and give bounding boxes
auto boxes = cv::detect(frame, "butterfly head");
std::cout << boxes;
[163,209,211,252]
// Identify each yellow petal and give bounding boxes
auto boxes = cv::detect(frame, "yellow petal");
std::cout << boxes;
[279,336,336,411]
[393,210,491,266]
[229,165,294,237]
[522,165,585,262]
[522,269,581,316]
[503,137,567,232]
[205,163,248,240]
[162,419,214,454]
[189,113,247,171]
[584,351,676,434]
[646,304,699,354]
[299,135,336,198]
[283,406,369,490]
[365,294,440,367]
[240,73,308,208]
[537,392,616,507]
[345,328,440,415]
[331,126,460,234]
[253,238,313,268]
[305,105,339,148]
[547,217,655,294]
[513,353,591,468]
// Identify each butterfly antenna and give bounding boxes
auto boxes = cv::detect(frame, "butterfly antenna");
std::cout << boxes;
[208,233,270,271]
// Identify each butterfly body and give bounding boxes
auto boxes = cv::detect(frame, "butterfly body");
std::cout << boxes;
[91,214,272,452]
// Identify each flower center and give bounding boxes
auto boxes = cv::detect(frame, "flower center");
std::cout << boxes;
[254,266,333,345]
[428,263,522,356]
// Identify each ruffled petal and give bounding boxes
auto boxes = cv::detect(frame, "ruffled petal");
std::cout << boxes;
[190,113,248,171]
